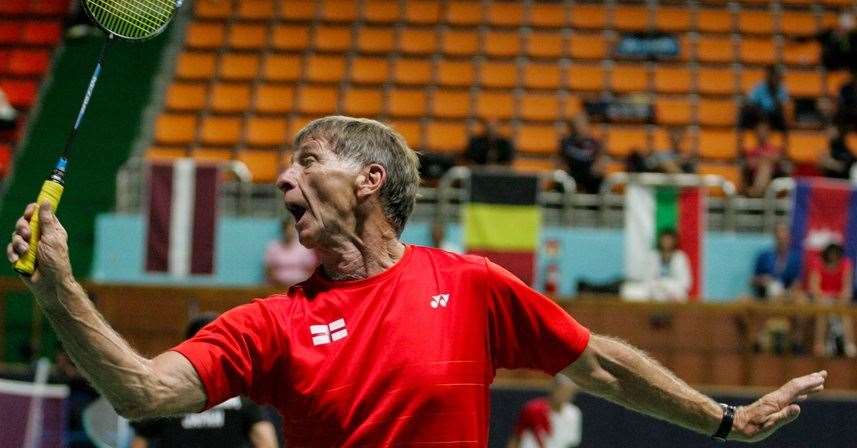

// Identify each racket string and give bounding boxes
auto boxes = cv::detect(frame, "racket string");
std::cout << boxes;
[86,0,174,39]
[89,0,161,36]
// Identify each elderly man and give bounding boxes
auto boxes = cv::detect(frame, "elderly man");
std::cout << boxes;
[8,116,826,446]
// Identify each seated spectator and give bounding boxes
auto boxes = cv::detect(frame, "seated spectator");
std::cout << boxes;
[621,229,691,302]
[741,121,791,197]
[464,118,515,166]
[627,128,696,174]
[0,87,17,131]
[264,216,318,287]
[507,374,582,448]
[431,221,462,253]
[807,243,856,357]
[798,11,857,73]
[739,66,790,133]
[558,113,608,194]
[752,223,803,300]
[819,125,855,179]
[132,315,279,448]
[836,71,857,127]
[53,347,99,448]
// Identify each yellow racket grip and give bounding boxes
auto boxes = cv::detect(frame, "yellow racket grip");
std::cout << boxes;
[14,179,64,276]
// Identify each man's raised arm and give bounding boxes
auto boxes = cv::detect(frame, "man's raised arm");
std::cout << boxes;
[565,334,827,443]
[7,203,206,419]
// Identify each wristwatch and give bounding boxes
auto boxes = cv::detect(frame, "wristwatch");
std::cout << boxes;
[712,403,736,442]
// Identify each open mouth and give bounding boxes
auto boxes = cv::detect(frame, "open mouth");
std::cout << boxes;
[287,204,307,223]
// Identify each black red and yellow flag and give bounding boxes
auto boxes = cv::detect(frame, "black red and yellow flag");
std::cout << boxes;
[463,171,541,285]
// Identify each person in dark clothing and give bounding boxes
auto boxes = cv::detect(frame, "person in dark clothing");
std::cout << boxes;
[739,66,790,132]
[463,118,515,166]
[130,315,278,448]
[559,113,608,194]
[792,11,857,72]
[627,128,696,174]
[819,125,855,179]
[836,72,857,127]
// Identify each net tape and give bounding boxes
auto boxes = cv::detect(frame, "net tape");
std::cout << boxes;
[85,0,175,39]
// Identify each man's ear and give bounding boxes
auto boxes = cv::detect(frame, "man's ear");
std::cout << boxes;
[356,163,386,199]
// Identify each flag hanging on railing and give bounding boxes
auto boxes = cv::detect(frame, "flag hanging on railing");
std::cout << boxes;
[624,184,705,300]
[145,159,219,276]
[463,171,541,285]
[789,179,857,266]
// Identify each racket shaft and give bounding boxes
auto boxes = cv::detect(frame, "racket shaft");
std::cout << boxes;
[14,180,64,276]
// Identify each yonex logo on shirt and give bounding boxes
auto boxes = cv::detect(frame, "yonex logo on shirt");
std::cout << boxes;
[430,294,450,308]
[310,318,348,346]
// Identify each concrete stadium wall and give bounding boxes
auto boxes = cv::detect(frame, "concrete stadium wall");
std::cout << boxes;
[92,214,770,301]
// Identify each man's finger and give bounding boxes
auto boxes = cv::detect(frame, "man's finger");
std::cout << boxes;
[7,242,18,263]
[37,203,54,230]
[777,371,827,403]
[762,404,801,432]
[23,203,36,220]
[15,217,31,240]
[12,234,28,255]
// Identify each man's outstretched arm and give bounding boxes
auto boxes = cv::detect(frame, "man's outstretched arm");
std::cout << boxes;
[7,203,206,419]
[564,334,827,443]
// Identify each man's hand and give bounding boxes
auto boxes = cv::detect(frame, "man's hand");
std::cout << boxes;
[6,202,72,298]
[731,370,827,442]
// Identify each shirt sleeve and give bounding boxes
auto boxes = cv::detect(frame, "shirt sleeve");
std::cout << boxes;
[486,260,591,374]
[171,302,282,409]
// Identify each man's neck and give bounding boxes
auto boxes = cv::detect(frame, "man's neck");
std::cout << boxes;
[316,214,405,281]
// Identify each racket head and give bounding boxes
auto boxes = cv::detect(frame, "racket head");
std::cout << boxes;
[83,0,177,40]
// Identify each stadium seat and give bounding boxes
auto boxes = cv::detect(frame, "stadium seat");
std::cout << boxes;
[697,9,734,33]
[29,0,67,15]
[739,38,777,65]
[185,22,225,49]
[364,1,400,23]
[523,63,561,90]
[698,163,741,190]
[8,50,49,76]
[526,32,564,58]
[607,126,649,156]
[570,4,607,30]
[565,97,583,118]
[166,83,207,111]
[569,33,608,60]
[256,85,295,113]
[351,57,390,85]
[155,114,197,145]
[437,60,475,87]
[521,93,560,122]
[529,3,566,28]
[514,157,555,174]
[246,116,288,148]
[484,31,521,58]
[0,0,25,15]
[314,26,352,52]
[0,22,19,45]
[698,129,738,160]
[781,12,817,36]
[229,24,267,50]
[192,148,234,163]
[476,91,515,120]
[481,61,518,89]
[487,2,525,27]
[568,64,605,92]
[787,131,828,163]
[654,66,692,94]
[211,83,251,113]
[783,41,820,65]
[176,52,216,80]
[393,58,432,85]
[272,25,311,51]
[342,88,384,116]
[740,68,766,92]
[697,35,735,63]
[147,146,187,160]
[388,119,422,148]
[827,71,850,95]
[655,97,692,125]
[388,89,428,117]
[297,86,338,115]
[441,30,479,56]
[655,7,692,32]
[239,150,281,183]
[306,55,347,83]
[264,54,302,81]
[698,67,737,95]
[22,22,61,45]
[220,54,260,81]
[611,64,649,93]
[195,0,232,19]
[0,79,37,107]
[426,121,468,152]
[519,124,559,154]
[320,0,358,22]
[404,1,441,24]
[236,0,274,20]
[400,28,437,55]
[446,1,483,26]
[432,90,471,119]
[784,70,823,97]
[280,0,317,21]
[738,10,776,35]
[357,27,396,54]
[698,98,738,126]
[614,5,650,31]
[201,115,242,146]
[0,50,11,73]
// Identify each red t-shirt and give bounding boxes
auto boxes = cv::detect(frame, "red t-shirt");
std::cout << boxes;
[172,245,590,447]
[808,256,853,298]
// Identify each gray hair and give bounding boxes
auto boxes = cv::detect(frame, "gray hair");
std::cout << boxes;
[293,116,421,236]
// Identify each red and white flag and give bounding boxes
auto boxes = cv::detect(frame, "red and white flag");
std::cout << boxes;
[145,159,219,275]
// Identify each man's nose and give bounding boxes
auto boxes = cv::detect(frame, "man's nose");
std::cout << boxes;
[276,166,298,192]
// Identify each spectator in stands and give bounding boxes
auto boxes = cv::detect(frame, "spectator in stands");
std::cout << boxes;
[626,128,696,174]
[558,113,608,194]
[132,314,279,448]
[0,87,17,131]
[740,66,790,133]
[741,121,791,197]
[836,71,857,127]
[507,374,582,448]
[807,242,856,357]
[818,125,855,179]
[54,347,99,448]
[751,224,803,300]
[621,229,691,302]
[264,215,318,287]
[431,221,461,253]
[464,118,515,166]
[798,10,857,73]
[65,0,100,39]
